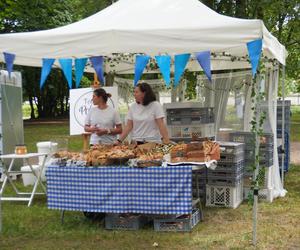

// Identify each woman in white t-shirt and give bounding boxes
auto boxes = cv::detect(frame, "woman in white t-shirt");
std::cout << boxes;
[116,82,170,144]
[84,88,122,145]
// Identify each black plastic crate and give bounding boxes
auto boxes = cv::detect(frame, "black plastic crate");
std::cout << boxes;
[219,141,245,155]
[218,151,244,164]
[245,157,273,168]
[192,187,206,200]
[277,120,290,128]
[207,173,243,187]
[208,160,244,176]
[192,177,206,187]
[153,209,201,232]
[105,214,148,230]
[245,148,273,161]
[220,144,245,155]
[167,107,215,126]
[229,131,273,149]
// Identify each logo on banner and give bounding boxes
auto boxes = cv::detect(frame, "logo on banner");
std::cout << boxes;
[73,90,115,128]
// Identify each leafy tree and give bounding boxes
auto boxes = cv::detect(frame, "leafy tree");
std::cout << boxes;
[0,0,82,118]
[200,0,299,93]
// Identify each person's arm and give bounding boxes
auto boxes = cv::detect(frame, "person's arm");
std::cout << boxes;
[155,118,170,144]
[107,124,122,135]
[117,119,133,142]
[84,124,98,133]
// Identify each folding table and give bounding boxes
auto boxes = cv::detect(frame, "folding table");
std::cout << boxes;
[0,153,47,207]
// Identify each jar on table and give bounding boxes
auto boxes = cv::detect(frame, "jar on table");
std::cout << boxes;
[15,144,27,155]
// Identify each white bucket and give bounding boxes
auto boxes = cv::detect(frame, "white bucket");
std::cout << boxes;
[21,165,40,186]
[36,141,58,181]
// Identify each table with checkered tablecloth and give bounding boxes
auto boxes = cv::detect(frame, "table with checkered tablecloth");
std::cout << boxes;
[46,165,194,215]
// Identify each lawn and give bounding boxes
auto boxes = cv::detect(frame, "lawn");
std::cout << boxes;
[0,107,299,249]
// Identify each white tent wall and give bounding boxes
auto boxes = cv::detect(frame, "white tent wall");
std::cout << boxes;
[266,67,286,198]
[196,68,286,201]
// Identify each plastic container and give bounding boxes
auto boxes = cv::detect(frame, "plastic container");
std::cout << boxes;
[153,209,201,232]
[105,213,148,230]
[36,141,58,181]
[206,181,243,208]
[21,165,40,186]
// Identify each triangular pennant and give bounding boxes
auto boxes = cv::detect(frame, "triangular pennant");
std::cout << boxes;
[247,39,263,77]
[3,52,16,77]
[90,56,104,85]
[195,51,212,82]
[40,58,55,89]
[155,55,171,87]
[134,55,150,86]
[174,53,190,87]
[75,58,87,88]
[59,58,73,89]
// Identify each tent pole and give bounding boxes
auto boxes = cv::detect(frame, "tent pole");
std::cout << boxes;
[281,65,285,188]
[252,74,261,246]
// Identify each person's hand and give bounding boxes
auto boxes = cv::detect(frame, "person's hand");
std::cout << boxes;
[113,140,121,146]
[89,126,98,133]
[162,138,170,145]
[96,128,108,136]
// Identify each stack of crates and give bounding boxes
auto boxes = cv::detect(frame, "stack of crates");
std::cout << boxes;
[229,131,274,202]
[163,102,215,142]
[278,132,290,173]
[192,168,207,201]
[229,132,274,176]
[206,142,244,208]
[277,100,291,172]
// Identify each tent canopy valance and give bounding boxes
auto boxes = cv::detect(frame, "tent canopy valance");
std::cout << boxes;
[0,0,287,69]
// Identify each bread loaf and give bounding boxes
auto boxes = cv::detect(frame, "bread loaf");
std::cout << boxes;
[187,150,205,158]
[187,142,203,152]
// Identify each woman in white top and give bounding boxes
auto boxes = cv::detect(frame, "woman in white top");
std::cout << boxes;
[117,82,170,144]
[84,88,122,145]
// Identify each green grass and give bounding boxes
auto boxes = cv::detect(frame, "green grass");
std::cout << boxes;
[24,123,82,152]
[0,166,299,249]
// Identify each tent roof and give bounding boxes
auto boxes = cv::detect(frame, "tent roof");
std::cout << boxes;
[0,0,287,67]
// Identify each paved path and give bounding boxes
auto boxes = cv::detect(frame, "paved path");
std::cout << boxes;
[290,142,300,165]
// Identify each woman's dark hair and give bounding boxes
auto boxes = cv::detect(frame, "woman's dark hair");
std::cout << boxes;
[93,88,111,103]
[136,82,156,106]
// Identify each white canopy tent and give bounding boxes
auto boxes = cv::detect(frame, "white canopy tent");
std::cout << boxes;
[0,0,287,199]
[0,0,286,68]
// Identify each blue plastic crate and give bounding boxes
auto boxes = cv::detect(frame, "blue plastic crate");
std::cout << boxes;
[153,209,201,232]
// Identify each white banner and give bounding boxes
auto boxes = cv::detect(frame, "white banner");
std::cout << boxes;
[69,87,118,135]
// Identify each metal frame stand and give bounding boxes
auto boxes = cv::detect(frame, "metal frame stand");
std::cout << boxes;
[0,153,47,207]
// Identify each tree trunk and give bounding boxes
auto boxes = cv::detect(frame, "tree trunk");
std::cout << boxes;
[105,72,115,86]
[235,0,247,18]
[28,96,36,119]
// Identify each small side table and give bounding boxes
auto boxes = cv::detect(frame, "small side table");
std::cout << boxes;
[0,153,47,207]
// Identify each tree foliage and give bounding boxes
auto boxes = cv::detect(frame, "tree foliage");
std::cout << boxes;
[200,0,299,89]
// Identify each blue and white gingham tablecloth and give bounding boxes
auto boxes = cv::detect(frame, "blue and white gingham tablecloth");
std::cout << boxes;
[46,165,193,215]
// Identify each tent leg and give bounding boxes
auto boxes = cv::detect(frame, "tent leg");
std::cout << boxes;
[252,188,259,246]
